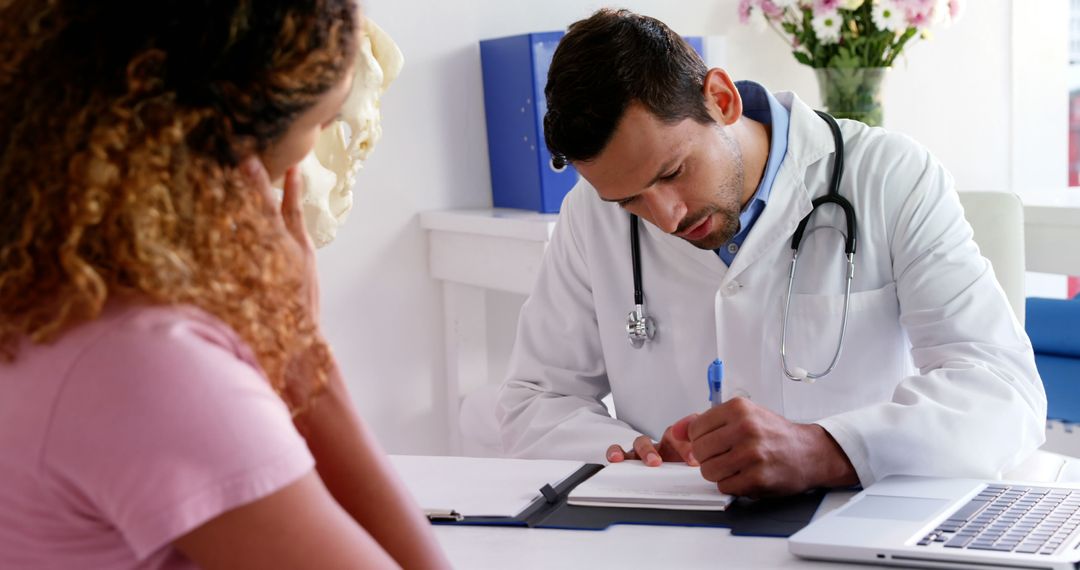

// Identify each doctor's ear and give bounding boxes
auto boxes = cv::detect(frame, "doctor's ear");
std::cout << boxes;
[702,68,741,127]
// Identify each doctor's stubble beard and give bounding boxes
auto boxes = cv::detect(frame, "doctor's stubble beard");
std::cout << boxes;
[677,129,746,251]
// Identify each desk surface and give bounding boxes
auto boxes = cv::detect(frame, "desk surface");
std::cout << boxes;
[425,486,867,569]
[431,492,866,570]
[415,451,1080,569]
[396,451,864,569]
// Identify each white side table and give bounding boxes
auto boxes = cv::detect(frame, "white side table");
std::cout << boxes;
[420,209,558,453]
[1022,190,1080,276]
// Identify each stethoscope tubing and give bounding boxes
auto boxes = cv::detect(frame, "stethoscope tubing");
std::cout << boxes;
[625,111,857,384]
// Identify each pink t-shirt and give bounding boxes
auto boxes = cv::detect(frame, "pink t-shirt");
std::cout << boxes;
[0,303,315,569]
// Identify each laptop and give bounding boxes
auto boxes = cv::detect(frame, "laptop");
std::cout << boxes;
[789,475,1080,569]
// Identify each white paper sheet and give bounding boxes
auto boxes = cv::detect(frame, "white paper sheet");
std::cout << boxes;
[567,462,735,511]
[390,455,586,518]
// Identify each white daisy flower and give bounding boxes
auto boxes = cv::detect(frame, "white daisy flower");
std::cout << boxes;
[811,9,842,44]
[871,0,907,32]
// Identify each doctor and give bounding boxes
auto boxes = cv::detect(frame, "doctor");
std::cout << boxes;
[495,8,1047,497]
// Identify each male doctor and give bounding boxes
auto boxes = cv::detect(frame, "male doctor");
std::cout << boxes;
[495,8,1047,497]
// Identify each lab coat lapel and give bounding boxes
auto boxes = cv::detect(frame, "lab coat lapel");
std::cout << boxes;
[640,211,729,279]
[723,93,836,281]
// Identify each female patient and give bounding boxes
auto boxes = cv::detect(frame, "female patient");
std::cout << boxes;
[0,1,448,568]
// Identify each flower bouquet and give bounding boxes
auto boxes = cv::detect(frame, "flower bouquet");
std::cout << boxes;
[738,0,964,125]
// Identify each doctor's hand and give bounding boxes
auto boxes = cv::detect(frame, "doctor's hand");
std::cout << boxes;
[606,422,699,467]
[670,398,859,498]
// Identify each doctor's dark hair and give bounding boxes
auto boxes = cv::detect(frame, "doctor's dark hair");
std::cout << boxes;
[0,0,357,414]
[544,9,713,166]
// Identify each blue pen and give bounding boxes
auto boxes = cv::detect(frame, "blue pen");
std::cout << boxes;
[708,359,723,407]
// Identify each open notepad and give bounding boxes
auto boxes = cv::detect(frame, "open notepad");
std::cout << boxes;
[567,462,735,511]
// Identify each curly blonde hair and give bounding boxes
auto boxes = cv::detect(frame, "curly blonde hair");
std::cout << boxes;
[0,0,358,413]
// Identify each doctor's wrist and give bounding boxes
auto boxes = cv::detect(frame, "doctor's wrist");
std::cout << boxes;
[803,424,859,489]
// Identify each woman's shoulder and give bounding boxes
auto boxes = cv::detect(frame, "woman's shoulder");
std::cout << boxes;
[3,301,268,409]
[48,301,280,423]
[37,302,312,558]
[91,302,259,368]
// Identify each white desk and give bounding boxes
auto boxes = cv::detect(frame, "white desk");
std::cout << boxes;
[421,194,1080,451]
[394,450,863,570]
[416,452,1080,569]
[432,522,864,570]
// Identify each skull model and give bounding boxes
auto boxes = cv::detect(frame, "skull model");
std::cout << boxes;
[297,17,403,247]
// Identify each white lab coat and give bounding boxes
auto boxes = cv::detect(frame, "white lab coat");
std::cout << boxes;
[495,92,1047,486]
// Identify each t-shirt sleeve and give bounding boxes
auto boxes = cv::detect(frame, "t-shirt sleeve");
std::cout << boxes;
[40,308,316,560]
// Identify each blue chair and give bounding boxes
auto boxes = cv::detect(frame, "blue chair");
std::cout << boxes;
[1027,296,1080,423]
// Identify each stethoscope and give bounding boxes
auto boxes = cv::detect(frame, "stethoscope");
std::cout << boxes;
[627,111,857,384]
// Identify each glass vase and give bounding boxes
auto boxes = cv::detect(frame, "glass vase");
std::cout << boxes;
[813,67,888,127]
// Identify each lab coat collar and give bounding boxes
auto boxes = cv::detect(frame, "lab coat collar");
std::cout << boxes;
[722,92,835,281]
[774,91,837,173]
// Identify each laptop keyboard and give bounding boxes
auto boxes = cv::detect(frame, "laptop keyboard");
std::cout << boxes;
[916,484,1080,556]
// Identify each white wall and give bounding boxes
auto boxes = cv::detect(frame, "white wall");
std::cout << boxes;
[723,0,1069,193]
[316,0,1069,455]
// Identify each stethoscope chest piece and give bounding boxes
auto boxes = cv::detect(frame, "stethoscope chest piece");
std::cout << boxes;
[626,214,657,348]
[626,304,656,348]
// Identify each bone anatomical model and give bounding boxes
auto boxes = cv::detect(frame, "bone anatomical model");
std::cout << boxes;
[296,17,403,247]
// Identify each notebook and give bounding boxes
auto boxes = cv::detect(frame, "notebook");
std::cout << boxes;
[566,462,735,511]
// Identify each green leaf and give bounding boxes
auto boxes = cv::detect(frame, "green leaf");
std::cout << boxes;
[827,45,861,69]
[793,51,813,66]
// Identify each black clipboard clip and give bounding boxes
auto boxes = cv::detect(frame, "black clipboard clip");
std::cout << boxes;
[424,509,464,522]
[539,483,560,504]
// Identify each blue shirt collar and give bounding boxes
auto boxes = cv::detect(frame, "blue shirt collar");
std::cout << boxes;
[734,80,788,214]
[715,81,790,265]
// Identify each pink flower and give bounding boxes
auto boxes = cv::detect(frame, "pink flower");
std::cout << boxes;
[738,0,753,24]
[815,0,841,12]
[759,0,785,18]
[899,0,935,28]
[899,0,935,10]
[905,8,931,28]
[948,0,965,21]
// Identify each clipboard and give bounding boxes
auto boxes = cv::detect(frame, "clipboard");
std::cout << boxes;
[445,463,606,527]
[392,455,825,537]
